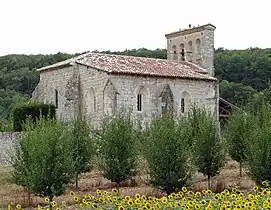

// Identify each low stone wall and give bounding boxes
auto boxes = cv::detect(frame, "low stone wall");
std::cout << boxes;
[0,132,21,165]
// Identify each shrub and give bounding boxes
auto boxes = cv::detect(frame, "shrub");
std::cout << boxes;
[144,112,193,195]
[12,117,74,206]
[245,102,271,185]
[190,107,225,188]
[0,118,13,132]
[96,111,137,187]
[69,115,94,188]
[13,101,56,131]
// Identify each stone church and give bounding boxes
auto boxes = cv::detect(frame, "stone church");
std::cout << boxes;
[32,23,219,128]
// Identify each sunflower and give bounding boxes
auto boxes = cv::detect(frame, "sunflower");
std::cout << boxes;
[144,203,151,209]
[135,198,141,205]
[127,200,134,206]
[262,189,268,196]
[206,189,212,196]
[154,203,160,209]
[195,191,201,197]
[175,202,182,207]
[182,187,188,193]
[168,194,173,200]
[200,200,207,205]
[74,196,79,202]
[161,196,168,204]
[96,189,102,196]
[118,205,125,210]
[44,197,50,203]
[15,204,21,209]
[195,204,200,209]
[141,195,147,200]
[92,203,98,209]
[69,191,76,196]
[51,201,57,207]
[62,201,67,206]
[125,195,131,201]
[253,186,258,191]
[135,193,141,199]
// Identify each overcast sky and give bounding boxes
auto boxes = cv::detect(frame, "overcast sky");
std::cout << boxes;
[0,0,270,56]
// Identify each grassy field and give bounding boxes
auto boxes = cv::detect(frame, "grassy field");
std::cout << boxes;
[0,157,255,209]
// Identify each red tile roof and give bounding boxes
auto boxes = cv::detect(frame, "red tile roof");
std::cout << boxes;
[37,52,216,81]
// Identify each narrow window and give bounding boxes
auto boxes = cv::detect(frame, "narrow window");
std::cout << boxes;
[181,49,185,61]
[181,98,185,113]
[55,89,58,108]
[137,94,142,111]
[93,95,96,112]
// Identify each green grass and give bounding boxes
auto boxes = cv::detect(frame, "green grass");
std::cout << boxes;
[0,165,12,185]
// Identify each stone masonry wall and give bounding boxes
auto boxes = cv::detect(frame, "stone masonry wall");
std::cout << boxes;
[34,65,80,123]
[0,132,21,165]
[34,63,217,129]
[110,74,217,126]
[79,65,110,129]
[33,64,110,129]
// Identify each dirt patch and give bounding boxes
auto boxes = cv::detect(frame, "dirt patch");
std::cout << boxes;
[0,158,255,209]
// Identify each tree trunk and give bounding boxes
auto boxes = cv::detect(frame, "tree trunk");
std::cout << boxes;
[27,189,31,206]
[116,182,120,196]
[239,162,242,177]
[207,175,211,189]
[49,195,54,210]
[75,173,78,189]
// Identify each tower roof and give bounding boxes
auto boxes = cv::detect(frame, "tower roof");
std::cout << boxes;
[165,23,216,39]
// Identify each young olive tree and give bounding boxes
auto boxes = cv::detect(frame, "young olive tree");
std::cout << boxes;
[12,117,74,208]
[144,112,193,195]
[190,107,225,189]
[225,108,252,177]
[245,102,271,185]
[69,115,94,188]
[96,111,137,188]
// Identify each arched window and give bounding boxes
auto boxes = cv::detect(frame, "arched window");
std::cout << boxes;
[137,87,149,112]
[88,87,96,113]
[180,91,192,113]
[160,84,173,114]
[103,80,118,115]
[196,38,201,54]
[172,45,177,60]
[187,41,193,53]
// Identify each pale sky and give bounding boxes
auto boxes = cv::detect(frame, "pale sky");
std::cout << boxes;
[0,0,270,56]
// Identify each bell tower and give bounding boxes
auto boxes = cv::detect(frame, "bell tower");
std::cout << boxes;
[165,23,216,77]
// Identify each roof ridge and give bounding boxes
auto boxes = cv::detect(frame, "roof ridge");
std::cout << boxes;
[84,52,170,62]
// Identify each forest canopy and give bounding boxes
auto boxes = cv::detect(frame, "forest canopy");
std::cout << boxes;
[1,47,271,122]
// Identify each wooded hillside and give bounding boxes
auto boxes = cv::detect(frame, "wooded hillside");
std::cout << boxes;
[1,48,271,122]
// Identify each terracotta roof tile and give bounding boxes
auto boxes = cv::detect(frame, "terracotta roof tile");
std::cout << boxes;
[37,52,216,81]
